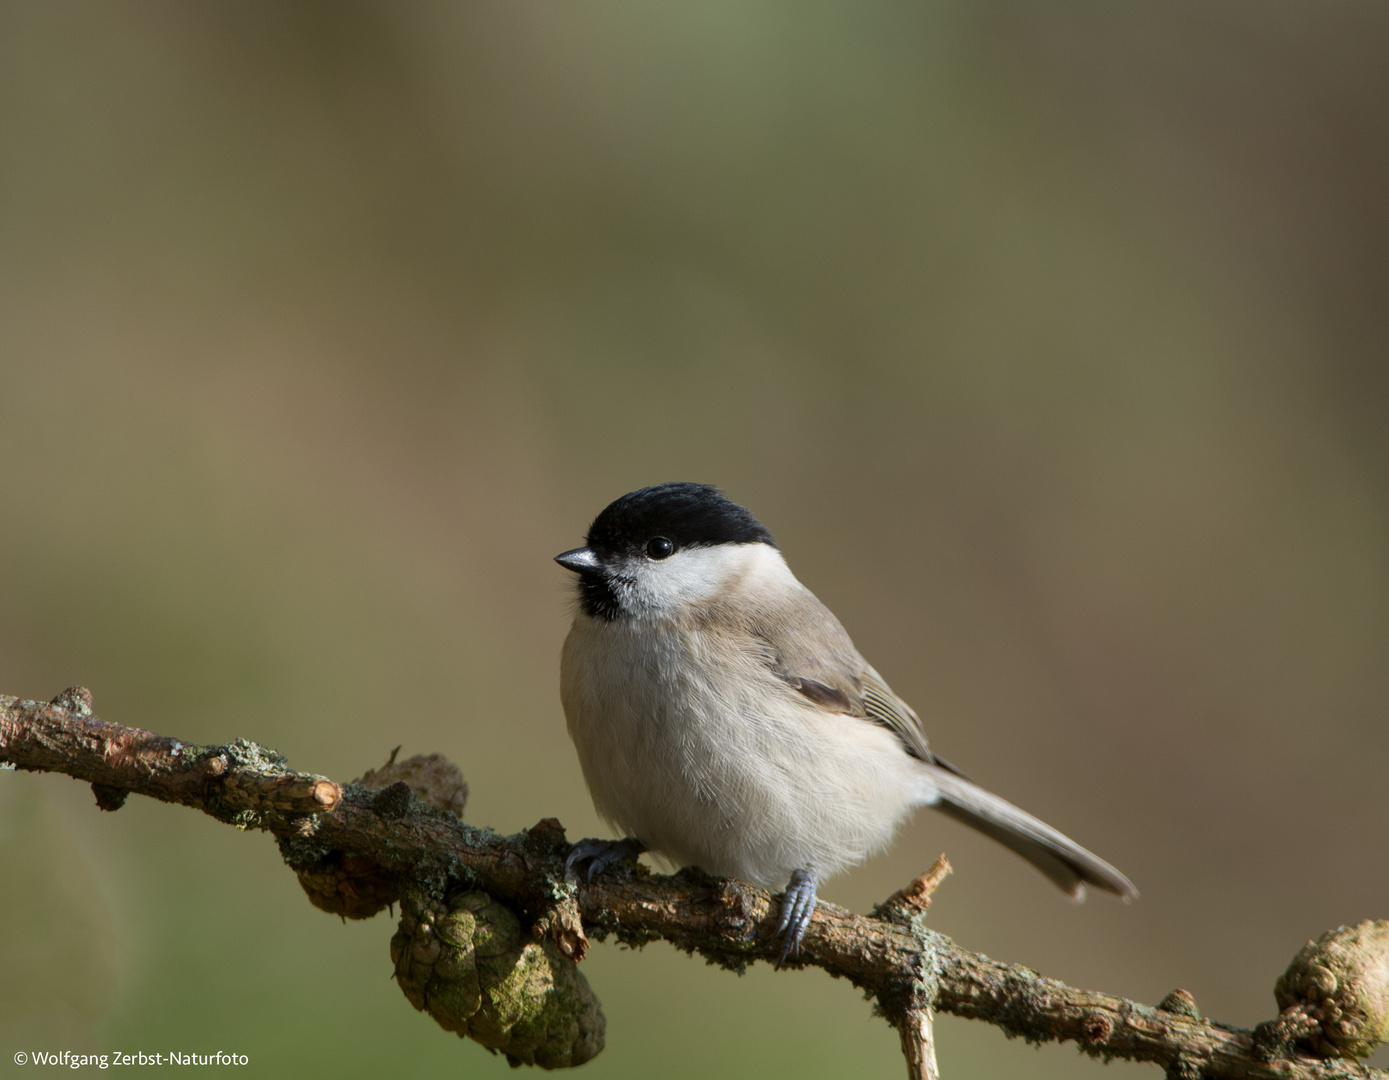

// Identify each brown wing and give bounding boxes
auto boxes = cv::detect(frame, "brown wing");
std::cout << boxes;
[747,586,969,778]
[859,665,971,779]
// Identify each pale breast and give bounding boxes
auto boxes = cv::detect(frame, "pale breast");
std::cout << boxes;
[560,612,925,888]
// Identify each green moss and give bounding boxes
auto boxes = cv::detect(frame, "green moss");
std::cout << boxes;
[391,890,606,1069]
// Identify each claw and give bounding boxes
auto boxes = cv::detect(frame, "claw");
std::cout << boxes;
[565,837,646,882]
[775,868,818,968]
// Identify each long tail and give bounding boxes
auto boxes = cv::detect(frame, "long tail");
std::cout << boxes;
[923,765,1138,901]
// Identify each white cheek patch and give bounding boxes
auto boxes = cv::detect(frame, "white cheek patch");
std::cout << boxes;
[618,544,764,618]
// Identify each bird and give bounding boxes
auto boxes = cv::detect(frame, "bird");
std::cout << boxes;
[555,482,1136,962]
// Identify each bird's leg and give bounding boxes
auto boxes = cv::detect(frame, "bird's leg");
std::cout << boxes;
[564,837,646,883]
[775,867,819,967]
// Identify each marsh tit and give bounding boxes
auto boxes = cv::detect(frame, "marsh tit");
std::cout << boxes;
[556,483,1136,960]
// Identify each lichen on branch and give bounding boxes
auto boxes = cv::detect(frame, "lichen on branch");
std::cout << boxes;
[2,688,1385,1080]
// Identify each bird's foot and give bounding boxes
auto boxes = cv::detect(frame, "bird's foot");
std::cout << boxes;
[775,868,818,968]
[564,837,646,883]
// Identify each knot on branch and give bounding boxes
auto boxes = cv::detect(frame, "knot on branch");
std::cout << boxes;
[391,890,605,1069]
[298,851,400,920]
[91,782,128,811]
[370,781,414,819]
[296,750,470,919]
[1261,920,1389,1061]
[358,749,468,818]
[50,686,93,716]
[1083,1011,1114,1046]
[1159,989,1203,1021]
[1252,1006,1322,1062]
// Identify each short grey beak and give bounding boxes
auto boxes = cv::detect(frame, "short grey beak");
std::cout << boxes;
[555,547,602,574]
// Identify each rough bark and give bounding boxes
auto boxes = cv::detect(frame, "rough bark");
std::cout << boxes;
[2,688,1384,1080]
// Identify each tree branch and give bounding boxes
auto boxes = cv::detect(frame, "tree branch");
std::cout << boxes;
[2,688,1384,1079]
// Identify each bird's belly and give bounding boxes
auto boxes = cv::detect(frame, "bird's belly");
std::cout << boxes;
[560,619,923,888]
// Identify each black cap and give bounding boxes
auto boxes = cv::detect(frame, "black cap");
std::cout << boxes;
[585,483,775,556]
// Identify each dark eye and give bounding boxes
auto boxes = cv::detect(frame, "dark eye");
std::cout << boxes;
[645,536,675,560]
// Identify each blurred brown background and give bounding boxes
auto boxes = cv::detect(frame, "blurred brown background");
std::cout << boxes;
[2,2,1386,1077]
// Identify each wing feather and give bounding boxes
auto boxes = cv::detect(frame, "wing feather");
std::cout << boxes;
[745,587,966,776]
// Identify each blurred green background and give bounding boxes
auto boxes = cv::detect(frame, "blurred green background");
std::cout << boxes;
[2,2,1387,1077]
